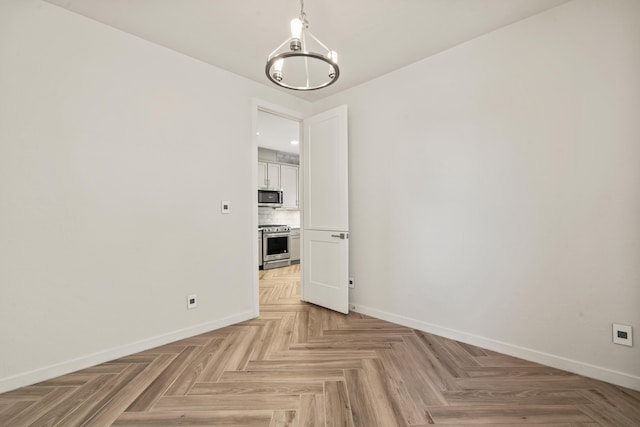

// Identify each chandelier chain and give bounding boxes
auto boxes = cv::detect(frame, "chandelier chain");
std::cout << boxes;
[299,0,308,27]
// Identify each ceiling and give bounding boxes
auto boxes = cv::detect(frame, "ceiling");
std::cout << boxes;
[45,0,570,102]
[257,110,300,154]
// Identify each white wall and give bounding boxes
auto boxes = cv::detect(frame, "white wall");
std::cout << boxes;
[314,0,640,389]
[0,0,310,392]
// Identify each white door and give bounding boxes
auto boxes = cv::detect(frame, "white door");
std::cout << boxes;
[301,105,349,314]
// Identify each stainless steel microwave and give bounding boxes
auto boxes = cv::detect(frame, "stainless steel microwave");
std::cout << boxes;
[258,189,283,207]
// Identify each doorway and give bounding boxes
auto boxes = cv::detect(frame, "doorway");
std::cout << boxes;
[252,101,350,316]
[252,100,304,316]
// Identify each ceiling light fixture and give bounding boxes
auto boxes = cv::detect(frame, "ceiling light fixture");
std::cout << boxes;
[265,0,339,91]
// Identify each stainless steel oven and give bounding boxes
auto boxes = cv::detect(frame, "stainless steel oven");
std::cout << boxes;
[260,224,291,270]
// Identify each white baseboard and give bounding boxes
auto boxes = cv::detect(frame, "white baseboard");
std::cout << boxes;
[352,303,640,392]
[0,310,255,394]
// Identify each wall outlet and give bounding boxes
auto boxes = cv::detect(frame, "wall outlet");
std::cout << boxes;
[187,294,197,309]
[612,323,632,346]
[221,201,230,214]
[349,277,355,288]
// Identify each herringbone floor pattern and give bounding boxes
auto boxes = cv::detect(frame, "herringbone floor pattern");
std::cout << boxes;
[1,265,639,426]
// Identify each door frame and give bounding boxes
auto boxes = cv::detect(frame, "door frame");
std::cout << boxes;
[251,99,305,317]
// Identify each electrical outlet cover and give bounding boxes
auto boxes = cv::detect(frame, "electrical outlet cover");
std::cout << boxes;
[612,323,632,346]
[187,294,197,309]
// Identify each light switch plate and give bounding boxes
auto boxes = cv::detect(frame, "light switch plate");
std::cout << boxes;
[221,201,230,214]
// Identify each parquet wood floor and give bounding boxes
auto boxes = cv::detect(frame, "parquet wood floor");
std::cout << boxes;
[1,264,639,426]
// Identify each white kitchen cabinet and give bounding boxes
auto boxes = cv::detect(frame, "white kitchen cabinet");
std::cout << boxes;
[289,228,300,263]
[280,164,299,208]
[268,163,280,189]
[257,162,281,189]
[257,162,267,189]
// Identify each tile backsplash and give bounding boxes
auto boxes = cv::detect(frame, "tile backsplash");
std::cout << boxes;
[259,207,300,228]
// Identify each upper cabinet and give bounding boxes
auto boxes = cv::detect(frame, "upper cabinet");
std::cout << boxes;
[258,160,300,209]
[280,164,299,209]
[257,162,267,188]
[258,161,281,189]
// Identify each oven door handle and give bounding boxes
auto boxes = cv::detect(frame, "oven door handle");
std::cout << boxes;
[265,232,290,238]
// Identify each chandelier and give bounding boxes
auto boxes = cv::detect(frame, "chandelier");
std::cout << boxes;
[265,0,340,91]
